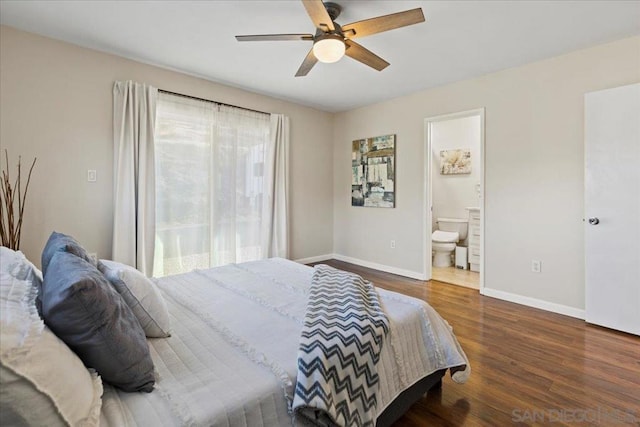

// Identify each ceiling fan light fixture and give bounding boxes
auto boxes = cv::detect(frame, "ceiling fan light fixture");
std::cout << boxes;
[313,34,345,63]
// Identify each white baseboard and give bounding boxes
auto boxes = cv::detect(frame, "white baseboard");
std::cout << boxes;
[332,254,427,280]
[293,254,334,265]
[295,255,584,320]
[481,287,585,319]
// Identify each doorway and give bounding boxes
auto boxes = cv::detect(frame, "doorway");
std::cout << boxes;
[424,109,485,290]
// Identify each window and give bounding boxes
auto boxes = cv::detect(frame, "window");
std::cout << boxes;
[153,93,270,276]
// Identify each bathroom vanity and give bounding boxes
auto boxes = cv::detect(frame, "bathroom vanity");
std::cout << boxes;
[467,208,481,272]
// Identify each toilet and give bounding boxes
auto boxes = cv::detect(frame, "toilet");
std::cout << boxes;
[432,218,468,267]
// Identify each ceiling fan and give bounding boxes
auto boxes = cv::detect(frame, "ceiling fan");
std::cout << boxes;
[235,0,425,77]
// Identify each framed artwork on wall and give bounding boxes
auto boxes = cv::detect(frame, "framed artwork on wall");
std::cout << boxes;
[440,148,471,174]
[351,134,395,208]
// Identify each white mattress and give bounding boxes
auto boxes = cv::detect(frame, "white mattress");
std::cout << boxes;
[99,258,469,426]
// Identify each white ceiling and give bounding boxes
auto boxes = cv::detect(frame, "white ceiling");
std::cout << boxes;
[1,1,639,112]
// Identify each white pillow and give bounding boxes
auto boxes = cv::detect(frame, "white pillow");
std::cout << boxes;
[0,246,42,286]
[99,260,171,338]
[0,271,103,426]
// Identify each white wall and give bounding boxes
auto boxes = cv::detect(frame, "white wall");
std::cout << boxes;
[431,115,481,233]
[0,25,334,266]
[333,36,640,312]
[2,24,639,316]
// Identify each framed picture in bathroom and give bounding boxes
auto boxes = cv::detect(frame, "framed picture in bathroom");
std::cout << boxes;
[440,148,471,174]
[351,134,395,208]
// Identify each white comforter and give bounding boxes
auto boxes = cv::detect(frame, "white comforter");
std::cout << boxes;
[99,258,469,426]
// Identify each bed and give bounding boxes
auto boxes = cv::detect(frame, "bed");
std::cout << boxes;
[99,258,469,426]
[1,239,469,427]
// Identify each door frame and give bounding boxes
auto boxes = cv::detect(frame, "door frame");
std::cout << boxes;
[423,108,486,291]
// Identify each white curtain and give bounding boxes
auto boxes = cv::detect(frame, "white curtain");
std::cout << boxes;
[112,81,157,276]
[153,93,288,276]
[261,114,289,258]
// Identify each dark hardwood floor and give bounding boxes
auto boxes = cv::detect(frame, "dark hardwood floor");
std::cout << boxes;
[312,260,640,426]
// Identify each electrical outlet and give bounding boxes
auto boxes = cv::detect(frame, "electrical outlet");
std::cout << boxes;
[531,260,542,273]
[87,170,97,182]
[390,240,396,249]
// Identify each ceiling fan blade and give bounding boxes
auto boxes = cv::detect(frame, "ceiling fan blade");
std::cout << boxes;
[301,0,335,32]
[344,40,389,71]
[295,48,319,77]
[342,8,425,39]
[236,34,314,42]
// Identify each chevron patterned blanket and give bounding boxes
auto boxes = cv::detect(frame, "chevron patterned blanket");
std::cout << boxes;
[292,265,390,427]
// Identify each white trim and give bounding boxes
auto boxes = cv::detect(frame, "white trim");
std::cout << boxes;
[297,254,586,320]
[424,108,486,291]
[332,254,427,280]
[481,287,586,319]
[479,109,486,293]
[423,119,433,282]
[293,254,334,265]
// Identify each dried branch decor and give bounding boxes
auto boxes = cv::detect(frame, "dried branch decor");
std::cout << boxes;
[1,150,36,250]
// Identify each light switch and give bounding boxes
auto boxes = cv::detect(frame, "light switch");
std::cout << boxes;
[87,170,97,182]
[531,260,542,273]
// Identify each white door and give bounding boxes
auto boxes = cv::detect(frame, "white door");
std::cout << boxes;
[585,83,640,336]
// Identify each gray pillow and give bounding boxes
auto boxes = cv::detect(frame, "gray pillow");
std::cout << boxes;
[41,231,96,276]
[99,260,171,338]
[42,251,155,392]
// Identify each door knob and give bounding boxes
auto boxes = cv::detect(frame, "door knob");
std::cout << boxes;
[588,217,600,225]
